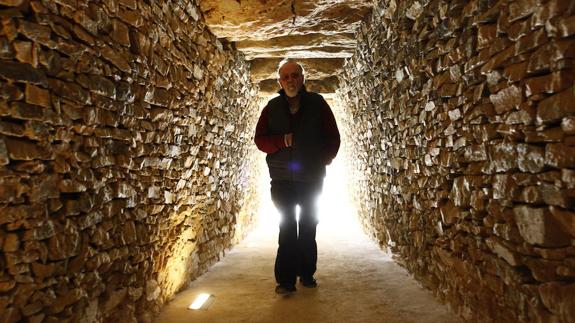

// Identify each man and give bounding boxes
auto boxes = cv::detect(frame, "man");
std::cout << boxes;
[254,59,340,295]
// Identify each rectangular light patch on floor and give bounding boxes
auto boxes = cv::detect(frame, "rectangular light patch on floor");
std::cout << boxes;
[188,293,215,310]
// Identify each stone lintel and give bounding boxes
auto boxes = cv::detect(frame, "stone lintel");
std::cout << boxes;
[257,76,339,96]
[250,58,346,82]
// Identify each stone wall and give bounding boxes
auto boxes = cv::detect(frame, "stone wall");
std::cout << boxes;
[0,0,261,322]
[337,0,575,321]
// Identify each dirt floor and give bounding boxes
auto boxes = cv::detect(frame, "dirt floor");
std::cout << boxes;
[155,213,462,323]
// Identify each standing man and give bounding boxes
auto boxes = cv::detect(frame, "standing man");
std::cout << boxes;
[254,59,340,295]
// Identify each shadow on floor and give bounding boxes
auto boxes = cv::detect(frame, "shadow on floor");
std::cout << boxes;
[155,217,461,323]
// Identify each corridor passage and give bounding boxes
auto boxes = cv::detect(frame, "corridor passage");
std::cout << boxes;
[156,164,461,323]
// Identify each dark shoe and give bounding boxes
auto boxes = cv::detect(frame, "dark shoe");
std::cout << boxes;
[300,277,317,288]
[275,285,296,295]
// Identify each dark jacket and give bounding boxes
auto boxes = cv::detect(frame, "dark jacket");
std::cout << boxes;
[254,88,340,182]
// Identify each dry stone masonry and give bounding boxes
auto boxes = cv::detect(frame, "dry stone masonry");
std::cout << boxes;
[337,0,575,322]
[0,0,261,322]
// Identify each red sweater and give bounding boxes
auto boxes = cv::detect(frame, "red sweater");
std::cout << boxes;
[254,99,341,165]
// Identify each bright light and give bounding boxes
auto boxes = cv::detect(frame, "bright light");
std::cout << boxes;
[255,155,358,233]
[188,293,213,310]
[316,157,358,230]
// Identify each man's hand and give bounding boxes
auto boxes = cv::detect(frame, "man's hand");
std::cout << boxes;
[284,133,293,147]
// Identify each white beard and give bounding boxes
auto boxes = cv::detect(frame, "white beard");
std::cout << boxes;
[284,86,299,97]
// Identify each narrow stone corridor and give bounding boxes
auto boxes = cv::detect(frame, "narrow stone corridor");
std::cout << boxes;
[155,212,460,323]
[156,164,460,323]
[1,0,574,322]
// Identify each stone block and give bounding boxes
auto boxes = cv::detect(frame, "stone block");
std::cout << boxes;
[120,221,137,245]
[100,45,131,73]
[87,75,116,99]
[492,175,517,201]
[4,138,52,161]
[0,83,23,101]
[556,15,575,38]
[540,184,575,208]
[31,261,56,279]
[562,117,575,135]
[545,143,575,168]
[13,41,37,67]
[506,102,535,125]
[528,40,575,75]
[0,0,25,5]
[525,70,575,97]
[537,85,575,125]
[489,142,518,172]
[103,288,127,314]
[73,10,97,35]
[0,139,9,165]
[114,182,137,198]
[119,0,137,10]
[48,288,85,314]
[29,174,60,203]
[112,19,131,47]
[18,21,52,47]
[450,177,471,208]
[0,61,48,86]
[10,102,45,121]
[486,237,521,266]
[477,23,497,49]
[72,24,96,46]
[532,0,573,28]
[118,8,144,28]
[517,144,545,173]
[440,199,460,225]
[525,127,564,143]
[77,212,104,231]
[490,85,523,114]
[48,79,90,105]
[508,0,541,22]
[506,18,531,42]
[503,61,527,82]
[144,88,173,107]
[22,220,56,241]
[520,186,544,204]
[539,282,575,322]
[514,27,548,56]
[58,179,87,193]
[53,0,77,9]
[513,205,571,247]
[549,206,575,237]
[524,257,562,282]
[464,144,487,162]
[48,230,80,261]
[25,84,51,108]
[3,233,20,252]
[562,169,575,189]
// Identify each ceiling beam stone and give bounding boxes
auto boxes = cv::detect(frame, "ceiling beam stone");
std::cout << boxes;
[198,0,373,95]
[258,76,340,96]
[198,0,371,41]
[250,58,345,82]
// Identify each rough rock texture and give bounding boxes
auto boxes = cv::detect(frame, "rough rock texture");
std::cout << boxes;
[337,0,575,322]
[198,0,373,95]
[0,0,261,322]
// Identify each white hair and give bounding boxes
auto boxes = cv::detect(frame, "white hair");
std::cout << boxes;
[277,58,305,77]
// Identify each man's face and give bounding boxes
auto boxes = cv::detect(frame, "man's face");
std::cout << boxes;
[278,62,304,98]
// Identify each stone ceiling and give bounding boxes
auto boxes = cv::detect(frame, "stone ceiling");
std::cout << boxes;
[198,0,373,96]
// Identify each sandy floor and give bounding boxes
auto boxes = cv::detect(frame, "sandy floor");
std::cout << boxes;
[155,215,461,323]
[157,161,461,323]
